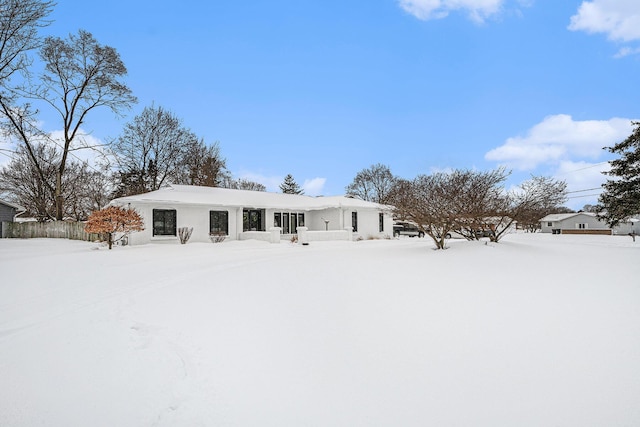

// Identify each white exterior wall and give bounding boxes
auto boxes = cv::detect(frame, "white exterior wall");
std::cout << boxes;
[541,213,608,233]
[123,202,240,245]
[347,208,394,240]
[307,209,344,232]
[564,214,608,230]
[121,201,394,245]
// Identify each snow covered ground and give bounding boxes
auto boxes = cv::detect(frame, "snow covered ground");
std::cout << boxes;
[1,233,639,426]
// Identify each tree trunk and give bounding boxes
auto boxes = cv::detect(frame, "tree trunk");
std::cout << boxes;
[55,171,63,221]
[108,232,113,250]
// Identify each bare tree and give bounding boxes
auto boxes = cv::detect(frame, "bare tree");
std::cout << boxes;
[391,173,465,250]
[0,143,56,220]
[174,139,228,187]
[487,176,567,241]
[346,163,396,204]
[0,0,54,194]
[0,143,110,220]
[111,105,197,197]
[448,168,509,240]
[223,178,266,192]
[2,29,136,220]
[0,0,54,89]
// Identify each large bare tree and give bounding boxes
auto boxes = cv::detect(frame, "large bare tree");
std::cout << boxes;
[111,105,227,197]
[346,163,396,204]
[1,29,136,220]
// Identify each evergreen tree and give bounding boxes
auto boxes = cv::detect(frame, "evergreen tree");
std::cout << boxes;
[596,121,640,226]
[279,174,304,194]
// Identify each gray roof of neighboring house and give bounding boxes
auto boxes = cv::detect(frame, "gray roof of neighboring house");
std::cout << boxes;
[0,199,25,212]
[540,211,640,224]
[112,184,392,211]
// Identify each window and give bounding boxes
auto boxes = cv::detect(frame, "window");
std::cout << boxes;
[243,209,264,231]
[577,223,587,229]
[547,222,553,227]
[379,213,384,232]
[210,211,229,235]
[153,209,176,236]
[352,211,358,232]
[274,212,304,233]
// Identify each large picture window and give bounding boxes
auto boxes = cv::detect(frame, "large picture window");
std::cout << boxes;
[210,210,229,235]
[153,209,176,236]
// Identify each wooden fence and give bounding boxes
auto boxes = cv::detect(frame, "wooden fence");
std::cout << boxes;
[1,221,102,242]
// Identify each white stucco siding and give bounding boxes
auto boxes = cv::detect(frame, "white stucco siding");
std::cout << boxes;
[348,208,392,240]
[111,185,396,245]
[307,209,343,232]
[121,202,239,245]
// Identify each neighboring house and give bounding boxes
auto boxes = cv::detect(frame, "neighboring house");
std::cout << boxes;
[0,200,26,238]
[539,212,639,235]
[110,184,394,245]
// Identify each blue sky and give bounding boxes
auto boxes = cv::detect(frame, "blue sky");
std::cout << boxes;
[9,0,640,208]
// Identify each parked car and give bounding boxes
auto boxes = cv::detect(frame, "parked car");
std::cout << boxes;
[393,221,425,238]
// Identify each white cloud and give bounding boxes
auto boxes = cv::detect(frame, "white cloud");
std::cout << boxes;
[236,172,283,192]
[614,46,640,58]
[398,0,529,23]
[569,0,640,42]
[0,129,108,169]
[485,114,633,170]
[302,177,326,196]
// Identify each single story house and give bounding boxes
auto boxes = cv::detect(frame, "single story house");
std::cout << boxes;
[0,199,25,238]
[539,212,639,235]
[110,184,395,245]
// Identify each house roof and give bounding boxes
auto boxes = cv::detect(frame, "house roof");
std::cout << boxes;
[112,184,392,211]
[539,212,596,222]
[0,199,25,212]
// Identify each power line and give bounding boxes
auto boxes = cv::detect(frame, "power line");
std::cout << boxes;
[566,187,601,194]
[555,161,609,176]
[566,193,601,200]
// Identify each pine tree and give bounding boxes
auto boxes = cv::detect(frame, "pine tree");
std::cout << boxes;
[596,121,640,227]
[279,174,304,195]
[85,206,145,249]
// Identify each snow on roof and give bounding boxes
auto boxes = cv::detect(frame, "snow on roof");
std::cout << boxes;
[112,184,392,211]
[539,212,596,222]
